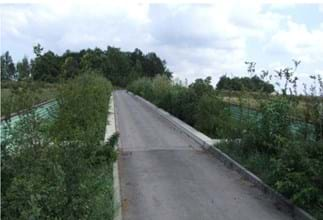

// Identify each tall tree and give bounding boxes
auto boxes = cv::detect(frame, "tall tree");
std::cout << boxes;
[80,48,105,72]
[189,76,214,97]
[32,50,61,82]
[16,56,31,80]
[62,56,79,79]
[104,46,132,87]
[1,51,16,80]
[9,44,172,85]
[143,52,166,77]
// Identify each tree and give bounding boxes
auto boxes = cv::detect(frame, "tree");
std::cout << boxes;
[104,46,132,87]
[16,56,31,80]
[9,44,172,86]
[195,92,231,137]
[33,43,43,57]
[31,51,61,82]
[62,56,79,79]
[216,75,274,93]
[189,76,214,97]
[142,52,167,78]
[1,51,16,80]
[80,48,105,72]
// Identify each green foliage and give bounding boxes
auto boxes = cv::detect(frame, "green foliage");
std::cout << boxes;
[216,75,275,93]
[33,43,44,57]
[218,139,323,219]
[189,76,213,97]
[195,92,231,138]
[32,51,61,82]
[127,77,154,101]
[16,56,31,80]
[1,51,16,80]
[62,56,79,79]
[1,73,117,219]
[271,141,323,209]
[11,44,171,86]
[255,98,291,153]
[305,75,323,141]
[128,76,232,138]
[104,46,132,87]
[130,68,323,218]
[217,71,323,218]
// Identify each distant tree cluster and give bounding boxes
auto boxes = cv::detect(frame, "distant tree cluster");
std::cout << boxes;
[1,51,16,80]
[216,75,275,93]
[0,44,172,87]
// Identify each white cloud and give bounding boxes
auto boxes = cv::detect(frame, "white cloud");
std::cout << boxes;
[145,3,289,85]
[0,2,322,90]
[266,20,323,63]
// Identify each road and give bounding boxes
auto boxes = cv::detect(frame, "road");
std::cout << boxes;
[114,90,292,220]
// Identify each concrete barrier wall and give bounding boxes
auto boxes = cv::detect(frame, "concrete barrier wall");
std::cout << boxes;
[128,91,315,220]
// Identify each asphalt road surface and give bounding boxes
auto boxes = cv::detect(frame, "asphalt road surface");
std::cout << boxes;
[114,90,292,220]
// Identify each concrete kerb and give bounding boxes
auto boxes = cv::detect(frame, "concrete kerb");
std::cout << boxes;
[104,93,122,220]
[127,91,315,220]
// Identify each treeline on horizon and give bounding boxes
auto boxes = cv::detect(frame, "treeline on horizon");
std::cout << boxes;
[0,44,172,87]
[216,75,274,93]
[1,45,276,93]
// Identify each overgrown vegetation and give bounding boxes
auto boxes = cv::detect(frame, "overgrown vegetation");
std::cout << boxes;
[128,75,233,138]
[1,81,58,117]
[1,73,117,219]
[1,44,172,219]
[1,44,171,116]
[128,61,323,219]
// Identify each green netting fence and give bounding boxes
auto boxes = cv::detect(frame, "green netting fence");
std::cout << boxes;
[0,100,58,143]
[229,105,315,139]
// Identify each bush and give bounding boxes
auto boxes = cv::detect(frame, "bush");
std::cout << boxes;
[195,92,231,138]
[218,139,323,219]
[128,76,232,138]
[127,77,154,101]
[240,97,292,154]
[271,140,323,216]
[1,73,117,219]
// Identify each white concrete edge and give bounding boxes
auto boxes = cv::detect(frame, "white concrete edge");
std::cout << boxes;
[104,93,122,220]
[127,91,315,220]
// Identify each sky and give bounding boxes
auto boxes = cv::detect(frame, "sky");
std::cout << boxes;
[1,2,323,93]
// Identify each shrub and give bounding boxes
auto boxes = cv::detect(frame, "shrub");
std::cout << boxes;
[195,92,231,138]
[1,73,117,219]
[271,140,323,213]
[127,77,153,101]
[128,76,232,138]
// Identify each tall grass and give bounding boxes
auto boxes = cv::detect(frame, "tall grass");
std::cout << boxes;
[1,73,117,219]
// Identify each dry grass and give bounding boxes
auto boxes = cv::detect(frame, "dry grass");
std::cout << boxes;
[220,92,321,122]
[1,82,58,116]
